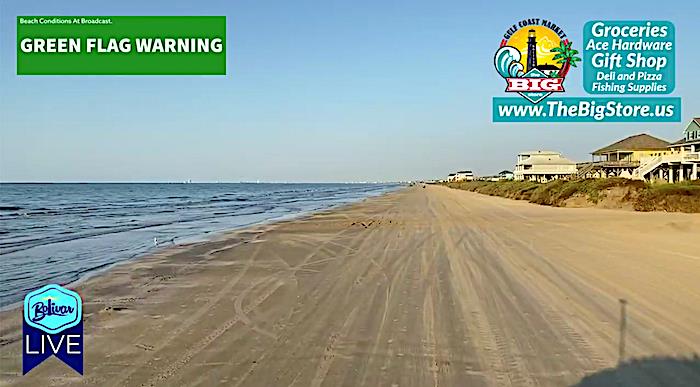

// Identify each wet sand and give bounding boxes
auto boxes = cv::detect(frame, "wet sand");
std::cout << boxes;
[1,185,699,386]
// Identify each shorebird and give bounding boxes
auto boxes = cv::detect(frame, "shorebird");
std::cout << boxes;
[154,237,176,246]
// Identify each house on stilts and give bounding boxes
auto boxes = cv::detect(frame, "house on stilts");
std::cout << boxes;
[577,118,700,182]
[634,118,700,182]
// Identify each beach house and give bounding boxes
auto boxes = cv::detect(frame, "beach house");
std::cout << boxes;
[633,118,700,182]
[514,151,577,183]
[450,171,474,182]
[498,170,514,180]
[668,117,700,156]
[479,170,514,182]
[578,134,671,179]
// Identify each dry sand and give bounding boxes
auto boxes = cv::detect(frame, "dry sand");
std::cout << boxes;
[1,185,699,386]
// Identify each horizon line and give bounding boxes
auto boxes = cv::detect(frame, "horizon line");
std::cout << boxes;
[0,180,410,184]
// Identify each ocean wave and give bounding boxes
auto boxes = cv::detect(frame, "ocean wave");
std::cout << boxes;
[0,183,400,307]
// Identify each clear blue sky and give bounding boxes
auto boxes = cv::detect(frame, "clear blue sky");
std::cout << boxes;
[1,0,698,182]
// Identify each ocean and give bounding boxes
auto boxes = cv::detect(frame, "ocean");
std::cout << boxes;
[0,183,399,308]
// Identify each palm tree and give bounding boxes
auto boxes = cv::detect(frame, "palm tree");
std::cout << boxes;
[550,41,581,78]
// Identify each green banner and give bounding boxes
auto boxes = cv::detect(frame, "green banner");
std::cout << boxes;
[17,16,226,75]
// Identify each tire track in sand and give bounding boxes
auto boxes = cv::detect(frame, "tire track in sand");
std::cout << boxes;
[146,276,285,386]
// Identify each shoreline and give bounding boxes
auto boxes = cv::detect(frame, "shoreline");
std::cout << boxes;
[2,185,699,386]
[0,185,400,311]
[0,192,393,343]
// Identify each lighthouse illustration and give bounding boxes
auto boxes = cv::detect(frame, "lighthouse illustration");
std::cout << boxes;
[526,29,537,72]
[494,21,578,104]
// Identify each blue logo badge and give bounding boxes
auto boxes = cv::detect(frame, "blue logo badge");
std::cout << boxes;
[22,284,83,375]
[24,284,82,334]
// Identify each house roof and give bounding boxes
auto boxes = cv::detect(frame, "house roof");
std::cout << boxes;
[498,170,513,175]
[520,154,575,166]
[456,170,473,174]
[669,118,700,146]
[518,150,561,156]
[670,138,686,145]
[592,133,670,154]
[669,137,700,147]
[536,64,559,71]
[686,117,700,132]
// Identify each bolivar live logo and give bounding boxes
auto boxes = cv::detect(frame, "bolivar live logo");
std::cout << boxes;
[23,284,83,374]
[494,18,581,104]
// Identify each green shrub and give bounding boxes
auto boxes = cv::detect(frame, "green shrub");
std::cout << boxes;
[441,178,699,213]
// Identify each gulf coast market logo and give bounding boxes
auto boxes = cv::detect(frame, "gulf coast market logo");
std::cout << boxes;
[23,284,83,375]
[494,18,581,104]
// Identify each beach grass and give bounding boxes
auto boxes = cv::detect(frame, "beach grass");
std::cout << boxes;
[443,178,700,213]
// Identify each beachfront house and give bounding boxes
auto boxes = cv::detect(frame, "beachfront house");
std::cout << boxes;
[450,171,474,182]
[633,118,700,182]
[477,170,514,182]
[578,134,671,179]
[498,170,514,180]
[670,117,700,154]
[514,151,577,183]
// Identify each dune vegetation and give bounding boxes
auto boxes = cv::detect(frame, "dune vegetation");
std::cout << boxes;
[442,178,700,213]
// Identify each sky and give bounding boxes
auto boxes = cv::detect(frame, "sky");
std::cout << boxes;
[1,0,698,182]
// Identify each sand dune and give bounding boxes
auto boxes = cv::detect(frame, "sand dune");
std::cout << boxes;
[2,185,699,386]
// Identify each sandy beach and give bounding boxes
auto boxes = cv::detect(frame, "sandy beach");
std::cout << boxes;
[1,185,699,386]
